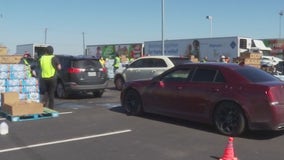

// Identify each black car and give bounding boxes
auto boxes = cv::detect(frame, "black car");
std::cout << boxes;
[54,55,108,98]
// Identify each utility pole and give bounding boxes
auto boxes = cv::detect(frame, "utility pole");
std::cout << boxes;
[44,28,48,44]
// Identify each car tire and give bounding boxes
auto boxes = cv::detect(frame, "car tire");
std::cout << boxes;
[93,90,104,98]
[114,76,125,90]
[123,89,143,116]
[56,82,68,98]
[213,101,246,136]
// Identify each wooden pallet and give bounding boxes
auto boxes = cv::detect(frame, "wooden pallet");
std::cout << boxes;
[1,107,59,122]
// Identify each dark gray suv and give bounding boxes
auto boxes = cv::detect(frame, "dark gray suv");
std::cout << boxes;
[55,55,108,98]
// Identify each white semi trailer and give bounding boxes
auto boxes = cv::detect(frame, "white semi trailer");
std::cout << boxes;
[16,44,51,59]
[144,36,271,62]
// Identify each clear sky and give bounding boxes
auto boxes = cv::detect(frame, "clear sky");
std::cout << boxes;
[0,0,284,55]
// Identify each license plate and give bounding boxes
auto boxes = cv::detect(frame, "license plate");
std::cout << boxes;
[88,72,96,76]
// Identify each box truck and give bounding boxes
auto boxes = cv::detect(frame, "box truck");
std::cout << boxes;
[16,44,51,59]
[144,36,271,62]
[86,43,143,78]
[86,43,143,60]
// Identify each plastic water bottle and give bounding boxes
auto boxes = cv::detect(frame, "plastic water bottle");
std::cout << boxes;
[0,122,9,135]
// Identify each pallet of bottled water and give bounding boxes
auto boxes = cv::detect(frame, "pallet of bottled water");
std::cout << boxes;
[0,64,40,107]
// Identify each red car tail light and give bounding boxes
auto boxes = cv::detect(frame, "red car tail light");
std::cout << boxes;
[266,87,281,106]
[68,68,86,74]
[99,67,107,73]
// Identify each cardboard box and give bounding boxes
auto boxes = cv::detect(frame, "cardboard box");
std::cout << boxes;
[1,101,44,116]
[0,55,22,64]
[1,92,44,116]
[0,47,7,55]
[1,92,19,105]
[240,52,262,59]
[243,58,261,65]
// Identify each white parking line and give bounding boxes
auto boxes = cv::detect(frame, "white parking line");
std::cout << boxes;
[0,129,132,153]
[58,111,73,115]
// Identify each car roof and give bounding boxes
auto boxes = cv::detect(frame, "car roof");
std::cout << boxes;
[55,55,99,60]
[177,62,250,69]
[136,55,185,59]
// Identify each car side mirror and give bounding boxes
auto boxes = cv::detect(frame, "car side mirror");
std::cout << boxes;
[152,77,164,88]
[159,81,165,88]
[125,64,129,68]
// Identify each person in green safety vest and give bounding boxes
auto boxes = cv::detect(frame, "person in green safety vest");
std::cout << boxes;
[20,52,37,77]
[113,53,120,74]
[200,56,208,63]
[39,46,61,109]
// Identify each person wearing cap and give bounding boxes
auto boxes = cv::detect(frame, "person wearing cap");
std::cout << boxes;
[220,55,227,63]
[39,46,61,109]
[20,51,37,77]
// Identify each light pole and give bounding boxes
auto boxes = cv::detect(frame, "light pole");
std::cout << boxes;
[82,32,86,55]
[206,16,213,37]
[161,0,165,55]
[279,10,283,39]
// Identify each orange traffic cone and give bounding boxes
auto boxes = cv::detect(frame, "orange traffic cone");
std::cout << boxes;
[219,137,238,160]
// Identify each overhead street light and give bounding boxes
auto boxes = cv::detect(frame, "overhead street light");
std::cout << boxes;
[206,16,213,37]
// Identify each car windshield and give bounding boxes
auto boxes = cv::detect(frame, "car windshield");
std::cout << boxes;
[169,57,190,65]
[72,59,101,68]
[235,67,279,82]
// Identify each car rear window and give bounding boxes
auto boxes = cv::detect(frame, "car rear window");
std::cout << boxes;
[236,67,279,82]
[72,59,101,68]
[169,57,190,65]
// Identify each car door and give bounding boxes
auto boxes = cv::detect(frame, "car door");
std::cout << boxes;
[57,56,70,83]
[175,67,227,121]
[143,67,193,116]
[123,58,146,82]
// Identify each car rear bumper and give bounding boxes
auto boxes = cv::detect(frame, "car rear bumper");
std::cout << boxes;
[64,81,109,92]
[249,105,284,131]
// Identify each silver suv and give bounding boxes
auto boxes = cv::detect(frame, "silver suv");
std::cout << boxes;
[114,56,189,90]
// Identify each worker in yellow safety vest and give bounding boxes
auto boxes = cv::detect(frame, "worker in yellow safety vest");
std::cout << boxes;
[20,52,37,77]
[113,53,120,73]
[99,56,106,67]
[39,46,61,109]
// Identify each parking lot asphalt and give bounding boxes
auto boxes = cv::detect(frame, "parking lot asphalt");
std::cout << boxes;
[0,80,284,160]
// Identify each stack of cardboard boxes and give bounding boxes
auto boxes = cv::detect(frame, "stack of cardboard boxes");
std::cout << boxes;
[0,46,22,64]
[0,55,22,64]
[233,52,262,68]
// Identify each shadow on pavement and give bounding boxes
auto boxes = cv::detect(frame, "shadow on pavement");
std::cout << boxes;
[110,106,284,139]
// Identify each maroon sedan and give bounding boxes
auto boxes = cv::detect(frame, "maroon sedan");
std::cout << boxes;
[121,63,284,136]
